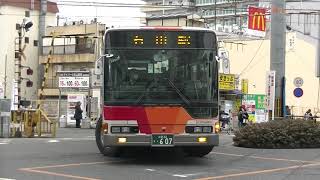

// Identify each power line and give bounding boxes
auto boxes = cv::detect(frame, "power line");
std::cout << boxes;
[238,39,265,76]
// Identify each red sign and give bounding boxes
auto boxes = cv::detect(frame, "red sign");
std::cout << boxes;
[248,6,266,32]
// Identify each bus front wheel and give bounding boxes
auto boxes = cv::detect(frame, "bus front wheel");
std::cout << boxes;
[95,118,121,157]
[183,146,213,157]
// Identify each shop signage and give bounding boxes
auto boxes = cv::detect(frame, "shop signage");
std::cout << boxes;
[242,94,268,123]
[219,73,235,91]
[247,6,267,37]
[241,79,248,94]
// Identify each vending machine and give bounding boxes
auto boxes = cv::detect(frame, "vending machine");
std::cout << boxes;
[66,94,86,127]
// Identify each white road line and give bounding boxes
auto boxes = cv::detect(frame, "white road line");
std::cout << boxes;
[0,178,16,180]
[173,173,204,178]
[145,169,156,172]
[173,174,188,178]
[47,140,60,143]
[0,143,8,145]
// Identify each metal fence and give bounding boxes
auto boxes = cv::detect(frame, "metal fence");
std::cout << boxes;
[289,106,320,117]
[29,100,68,121]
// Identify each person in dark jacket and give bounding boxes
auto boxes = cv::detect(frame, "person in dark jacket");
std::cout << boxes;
[74,101,83,128]
[238,106,248,128]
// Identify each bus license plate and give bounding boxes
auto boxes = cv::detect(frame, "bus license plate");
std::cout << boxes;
[152,135,173,146]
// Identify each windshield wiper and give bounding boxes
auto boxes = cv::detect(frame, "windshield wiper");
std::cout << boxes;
[164,78,191,106]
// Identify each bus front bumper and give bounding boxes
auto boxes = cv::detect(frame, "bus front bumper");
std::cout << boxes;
[103,134,219,147]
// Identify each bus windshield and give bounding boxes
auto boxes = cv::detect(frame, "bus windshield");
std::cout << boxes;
[104,30,219,118]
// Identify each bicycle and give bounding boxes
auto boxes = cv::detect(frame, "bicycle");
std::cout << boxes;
[220,120,233,135]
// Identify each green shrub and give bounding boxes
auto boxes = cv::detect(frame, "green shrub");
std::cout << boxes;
[233,119,320,148]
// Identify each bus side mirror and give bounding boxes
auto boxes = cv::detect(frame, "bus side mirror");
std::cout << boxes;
[94,54,114,75]
[215,56,220,62]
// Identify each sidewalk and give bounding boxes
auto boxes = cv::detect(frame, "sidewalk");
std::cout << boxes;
[55,127,95,138]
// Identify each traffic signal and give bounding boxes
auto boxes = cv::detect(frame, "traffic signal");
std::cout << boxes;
[26,68,33,75]
[26,80,33,87]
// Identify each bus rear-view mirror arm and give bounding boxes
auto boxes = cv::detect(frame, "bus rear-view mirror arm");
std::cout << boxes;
[94,54,114,75]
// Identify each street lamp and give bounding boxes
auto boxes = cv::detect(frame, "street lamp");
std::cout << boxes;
[14,18,33,110]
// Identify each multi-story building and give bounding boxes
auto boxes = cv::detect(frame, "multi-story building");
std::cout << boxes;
[0,0,58,100]
[142,0,267,32]
[142,0,195,17]
[39,22,106,99]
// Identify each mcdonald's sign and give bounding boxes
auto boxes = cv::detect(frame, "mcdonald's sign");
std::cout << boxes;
[248,6,266,32]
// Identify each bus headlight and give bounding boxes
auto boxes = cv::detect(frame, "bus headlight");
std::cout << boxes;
[185,126,213,133]
[111,126,139,133]
[194,127,202,133]
[111,127,121,133]
[121,127,131,133]
[202,126,212,133]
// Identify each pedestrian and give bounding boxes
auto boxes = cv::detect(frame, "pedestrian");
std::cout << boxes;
[219,106,230,128]
[238,106,248,128]
[74,101,83,128]
[285,105,292,119]
[304,109,313,121]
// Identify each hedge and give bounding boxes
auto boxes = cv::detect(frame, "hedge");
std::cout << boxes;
[233,119,320,148]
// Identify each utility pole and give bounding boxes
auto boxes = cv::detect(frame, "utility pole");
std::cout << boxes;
[4,55,7,98]
[270,0,286,117]
[162,0,165,15]
[214,0,216,30]
[317,12,320,78]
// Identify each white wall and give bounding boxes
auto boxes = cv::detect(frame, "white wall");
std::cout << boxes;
[0,5,56,100]
[225,36,318,114]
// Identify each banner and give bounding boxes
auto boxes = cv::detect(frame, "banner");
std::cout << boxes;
[266,71,276,111]
[219,73,235,91]
[247,6,267,37]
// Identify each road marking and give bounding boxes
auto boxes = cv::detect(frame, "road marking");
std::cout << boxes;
[210,151,318,164]
[21,169,100,180]
[173,174,188,178]
[145,169,156,171]
[47,140,60,143]
[20,161,107,170]
[19,161,124,179]
[0,140,10,145]
[0,178,16,180]
[173,173,204,178]
[194,162,320,180]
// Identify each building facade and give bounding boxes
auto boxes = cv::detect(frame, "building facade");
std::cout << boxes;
[39,23,106,98]
[142,0,267,32]
[0,0,58,101]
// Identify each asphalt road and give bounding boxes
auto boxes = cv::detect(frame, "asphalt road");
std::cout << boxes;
[1,128,320,180]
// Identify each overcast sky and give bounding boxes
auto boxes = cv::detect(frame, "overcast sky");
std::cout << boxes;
[56,0,145,27]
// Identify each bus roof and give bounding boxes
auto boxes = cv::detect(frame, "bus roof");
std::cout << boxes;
[106,26,215,33]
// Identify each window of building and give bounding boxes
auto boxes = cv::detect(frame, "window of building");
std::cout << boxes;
[25,37,29,44]
[34,40,38,47]
[25,11,30,17]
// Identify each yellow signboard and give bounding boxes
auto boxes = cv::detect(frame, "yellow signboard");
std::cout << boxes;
[219,73,235,91]
[241,79,248,94]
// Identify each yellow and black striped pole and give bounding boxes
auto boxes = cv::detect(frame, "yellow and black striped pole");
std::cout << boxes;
[37,32,57,109]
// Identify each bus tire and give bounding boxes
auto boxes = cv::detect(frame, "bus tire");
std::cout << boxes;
[95,117,121,157]
[183,146,213,157]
